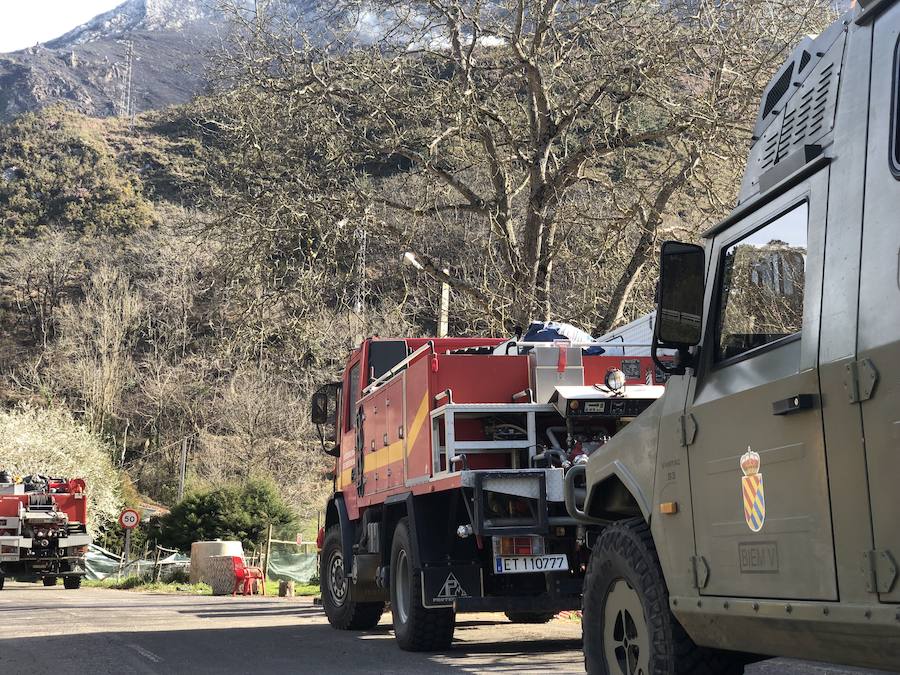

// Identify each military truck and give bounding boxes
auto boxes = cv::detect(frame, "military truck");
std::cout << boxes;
[566,2,900,672]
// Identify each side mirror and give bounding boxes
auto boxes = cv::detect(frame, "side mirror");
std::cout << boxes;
[311,381,342,426]
[311,382,341,457]
[311,387,332,425]
[657,241,705,347]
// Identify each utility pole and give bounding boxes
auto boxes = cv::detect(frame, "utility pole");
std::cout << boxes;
[178,437,188,502]
[351,225,368,345]
[119,40,136,131]
[438,268,450,337]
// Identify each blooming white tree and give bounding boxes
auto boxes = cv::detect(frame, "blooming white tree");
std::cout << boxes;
[0,406,123,530]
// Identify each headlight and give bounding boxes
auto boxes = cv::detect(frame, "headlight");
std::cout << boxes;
[605,368,626,392]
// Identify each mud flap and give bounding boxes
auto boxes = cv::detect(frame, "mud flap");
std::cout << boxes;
[421,564,484,609]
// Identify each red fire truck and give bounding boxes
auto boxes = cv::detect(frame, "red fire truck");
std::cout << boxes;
[0,473,92,589]
[312,334,667,650]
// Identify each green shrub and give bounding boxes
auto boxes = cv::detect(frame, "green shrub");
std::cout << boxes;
[156,479,296,552]
[0,106,153,238]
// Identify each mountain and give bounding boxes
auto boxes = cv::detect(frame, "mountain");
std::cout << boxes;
[0,0,227,122]
[0,0,855,123]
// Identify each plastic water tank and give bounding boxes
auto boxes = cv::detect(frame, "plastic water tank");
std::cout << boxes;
[189,540,244,584]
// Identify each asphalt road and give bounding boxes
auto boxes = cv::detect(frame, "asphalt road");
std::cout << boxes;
[0,582,894,675]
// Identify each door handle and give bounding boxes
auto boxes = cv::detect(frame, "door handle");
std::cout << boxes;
[772,394,816,416]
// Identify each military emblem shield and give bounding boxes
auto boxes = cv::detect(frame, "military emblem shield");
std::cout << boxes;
[740,448,765,532]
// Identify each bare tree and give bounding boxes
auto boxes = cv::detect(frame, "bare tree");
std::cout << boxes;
[54,266,142,433]
[0,230,84,348]
[208,0,832,330]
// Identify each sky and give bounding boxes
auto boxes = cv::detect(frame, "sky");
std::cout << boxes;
[0,0,123,53]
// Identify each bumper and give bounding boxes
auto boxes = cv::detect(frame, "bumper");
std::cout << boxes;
[0,536,31,561]
[463,469,569,536]
[0,533,90,562]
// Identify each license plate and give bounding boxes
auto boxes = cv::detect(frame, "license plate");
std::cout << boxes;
[494,554,568,574]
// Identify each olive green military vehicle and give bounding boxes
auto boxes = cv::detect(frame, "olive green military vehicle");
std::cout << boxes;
[565,2,900,672]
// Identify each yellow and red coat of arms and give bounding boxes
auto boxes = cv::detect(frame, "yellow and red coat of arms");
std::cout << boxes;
[741,448,765,532]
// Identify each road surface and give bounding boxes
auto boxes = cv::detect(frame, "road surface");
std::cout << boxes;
[0,582,893,674]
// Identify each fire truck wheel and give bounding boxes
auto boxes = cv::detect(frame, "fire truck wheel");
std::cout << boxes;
[583,518,745,675]
[43,576,58,587]
[390,518,455,652]
[504,611,556,624]
[320,525,384,630]
[63,576,82,590]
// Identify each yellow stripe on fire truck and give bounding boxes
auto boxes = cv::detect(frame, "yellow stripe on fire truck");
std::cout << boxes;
[338,394,430,490]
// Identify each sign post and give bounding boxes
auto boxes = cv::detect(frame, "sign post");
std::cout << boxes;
[119,508,141,568]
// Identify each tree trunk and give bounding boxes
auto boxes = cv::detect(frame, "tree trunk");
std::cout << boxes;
[596,226,655,334]
[596,153,700,334]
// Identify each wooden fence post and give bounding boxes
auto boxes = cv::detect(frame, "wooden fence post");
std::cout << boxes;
[264,523,274,587]
[153,545,163,583]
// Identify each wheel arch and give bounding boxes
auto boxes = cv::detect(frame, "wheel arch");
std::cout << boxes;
[584,460,652,522]
[382,492,412,567]
[326,493,355,564]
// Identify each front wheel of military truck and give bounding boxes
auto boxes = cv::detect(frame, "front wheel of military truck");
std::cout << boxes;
[583,518,745,675]
[390,518,455,651]
[320,525,384,630]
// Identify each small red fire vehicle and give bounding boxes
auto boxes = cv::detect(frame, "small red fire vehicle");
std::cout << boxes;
[0,472,92,589]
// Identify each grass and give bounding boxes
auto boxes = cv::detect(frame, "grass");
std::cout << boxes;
[263,579,320,596]
[85,576,320,598]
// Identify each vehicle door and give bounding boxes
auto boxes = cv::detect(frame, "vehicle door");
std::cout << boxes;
[685,174,837,600]
[339,357,363,514]
[858,3,900,603]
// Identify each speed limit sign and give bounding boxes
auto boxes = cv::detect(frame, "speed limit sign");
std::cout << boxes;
[119,508,141,529]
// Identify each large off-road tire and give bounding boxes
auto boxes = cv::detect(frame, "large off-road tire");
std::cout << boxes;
[583,518,744,675]
[390,518,455,651]
[63,576,82,590]
[320,525,384,630]
[505,611,557,624]
[43,576,58,587]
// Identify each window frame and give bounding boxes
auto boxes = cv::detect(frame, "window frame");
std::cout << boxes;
[345,361,361,432]
[711,200,809,368]
[891,33,900,179]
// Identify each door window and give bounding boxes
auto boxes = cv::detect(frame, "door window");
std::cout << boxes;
[891,34,900,177]
[346,363,361,430]
[716,203,808,361]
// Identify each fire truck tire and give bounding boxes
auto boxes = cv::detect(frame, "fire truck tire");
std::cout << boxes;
[390,518,455,652]
[583,518,745,675]
[504,611,556,624]
[63,576,82,590]
[321,525,384,630]
[43,576,58,587]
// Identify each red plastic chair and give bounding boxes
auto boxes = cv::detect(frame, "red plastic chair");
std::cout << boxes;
[231,556,266,596]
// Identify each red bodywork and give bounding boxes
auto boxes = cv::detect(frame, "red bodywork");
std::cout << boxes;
[333,338,662,520]
[0,487,87,528]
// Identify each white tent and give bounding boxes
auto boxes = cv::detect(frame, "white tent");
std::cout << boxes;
[595,312,661,356]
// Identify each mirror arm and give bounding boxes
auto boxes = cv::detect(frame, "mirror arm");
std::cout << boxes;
[316,423,341,457]
[652,332,687,377]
